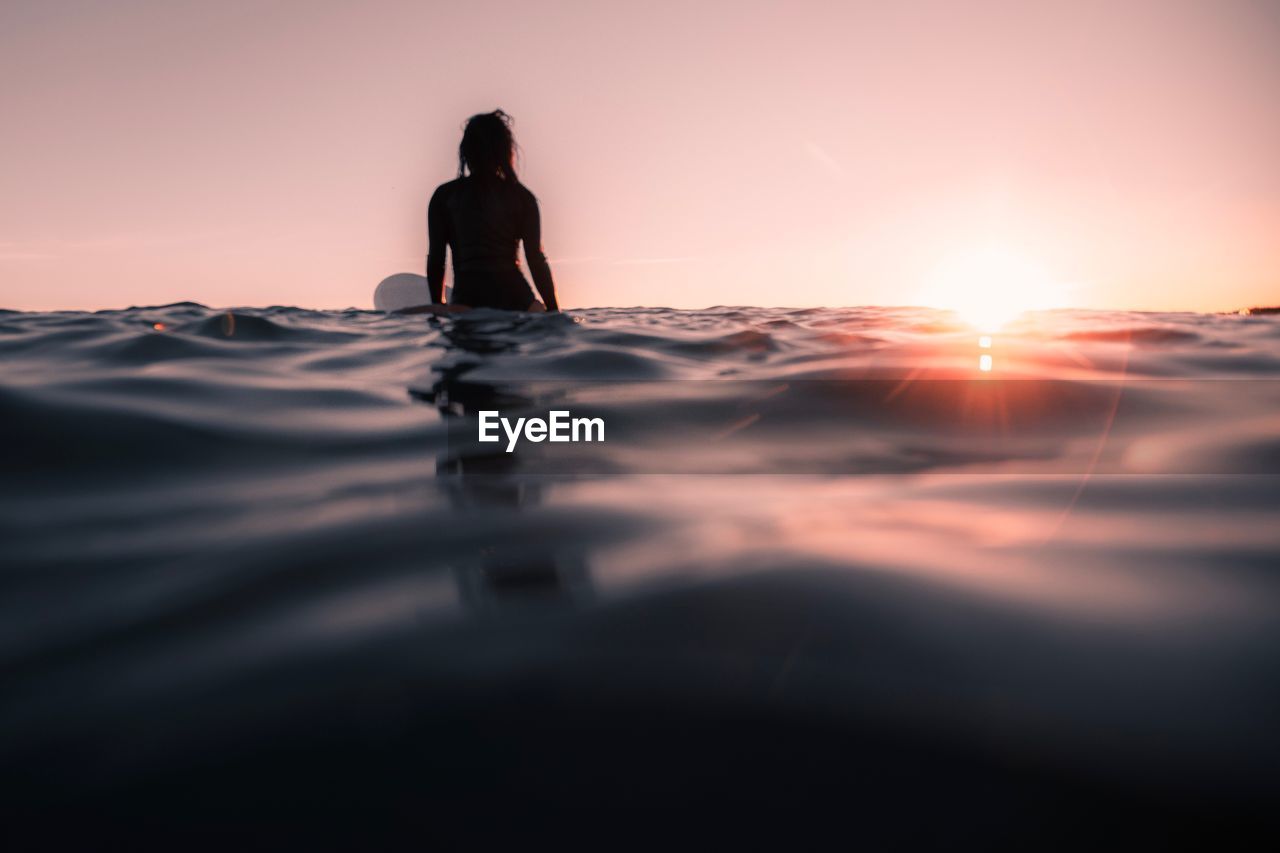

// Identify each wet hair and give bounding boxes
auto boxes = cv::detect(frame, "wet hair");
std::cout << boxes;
[458,110,518,182]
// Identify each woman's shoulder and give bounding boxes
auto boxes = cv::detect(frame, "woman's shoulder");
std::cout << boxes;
[514,182,540,206]
[431,177,466,199]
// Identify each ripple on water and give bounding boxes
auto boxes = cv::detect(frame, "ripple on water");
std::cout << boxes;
[1,303,1277,840]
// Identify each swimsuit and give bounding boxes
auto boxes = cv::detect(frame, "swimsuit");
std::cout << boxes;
[426,177,557,311]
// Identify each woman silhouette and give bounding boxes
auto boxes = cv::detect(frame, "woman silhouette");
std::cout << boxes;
[425,110,559,312]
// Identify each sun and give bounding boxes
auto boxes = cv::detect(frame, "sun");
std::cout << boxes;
[920,246,1068,331]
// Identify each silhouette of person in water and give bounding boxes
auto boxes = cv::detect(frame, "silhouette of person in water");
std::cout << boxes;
[425,110,559,312]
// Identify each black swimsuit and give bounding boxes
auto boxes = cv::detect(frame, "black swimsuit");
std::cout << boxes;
[426,177,558,311]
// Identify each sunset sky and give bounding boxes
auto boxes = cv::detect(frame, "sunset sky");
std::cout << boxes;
[2,0,1277,312]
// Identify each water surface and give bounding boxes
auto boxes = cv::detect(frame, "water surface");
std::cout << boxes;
[2,304,1278,844]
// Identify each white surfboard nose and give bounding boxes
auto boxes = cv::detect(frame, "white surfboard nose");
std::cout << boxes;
[374,273,434,312]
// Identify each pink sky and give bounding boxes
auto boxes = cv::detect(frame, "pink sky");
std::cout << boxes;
[2,0,1277,312]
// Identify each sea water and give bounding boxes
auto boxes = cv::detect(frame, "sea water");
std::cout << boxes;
[2,303,1278,843]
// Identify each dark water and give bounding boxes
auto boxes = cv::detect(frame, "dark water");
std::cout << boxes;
[2,303,1279,846]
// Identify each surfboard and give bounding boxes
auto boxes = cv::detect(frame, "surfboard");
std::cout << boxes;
[374,273,440,312]
[374,272,546,314]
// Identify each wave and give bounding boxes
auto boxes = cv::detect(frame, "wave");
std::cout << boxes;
[1,302,1278,841]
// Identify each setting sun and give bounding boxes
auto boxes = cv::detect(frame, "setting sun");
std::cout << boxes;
[920,246,1069,331]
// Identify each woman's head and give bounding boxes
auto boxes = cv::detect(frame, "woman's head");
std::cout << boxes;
[458,110,517,182]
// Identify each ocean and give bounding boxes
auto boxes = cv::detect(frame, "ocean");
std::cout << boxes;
[2,303,1278,845]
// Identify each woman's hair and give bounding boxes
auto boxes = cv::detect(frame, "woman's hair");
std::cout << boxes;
[458,110,518,182]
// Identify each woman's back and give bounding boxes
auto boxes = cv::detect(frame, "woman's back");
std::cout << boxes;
[434,177,531,273]
[425,111,558,312]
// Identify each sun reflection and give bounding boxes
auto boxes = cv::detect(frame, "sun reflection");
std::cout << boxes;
[978,334,993,372]
[921,246,1067,332]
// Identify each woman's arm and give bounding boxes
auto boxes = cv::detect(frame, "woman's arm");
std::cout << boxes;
[425,185,449,304]
[522,190,559,312]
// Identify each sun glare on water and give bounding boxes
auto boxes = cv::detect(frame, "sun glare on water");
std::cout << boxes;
[920,246,1068,332]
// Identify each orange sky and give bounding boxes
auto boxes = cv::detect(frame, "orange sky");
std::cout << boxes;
[1,0,1277,312]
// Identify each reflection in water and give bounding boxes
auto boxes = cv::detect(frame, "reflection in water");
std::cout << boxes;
[423,315,594,612]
